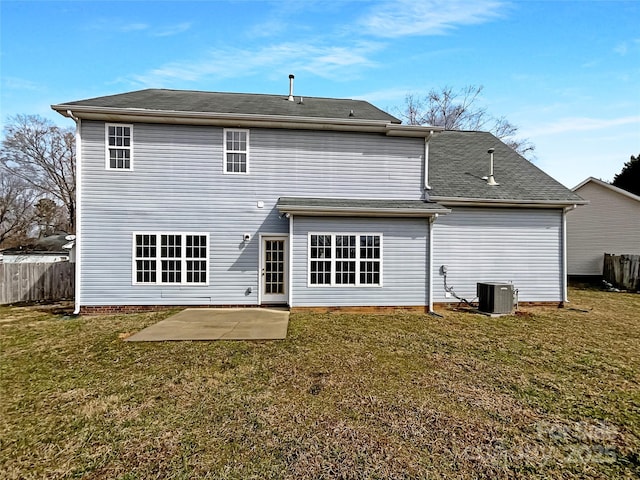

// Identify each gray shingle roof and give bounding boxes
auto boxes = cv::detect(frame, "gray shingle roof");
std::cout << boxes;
[429,131,585,204]
[57,88,401,123]
[277,197,449,217]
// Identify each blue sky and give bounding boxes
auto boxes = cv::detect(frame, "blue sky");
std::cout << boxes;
[1,0,638,188]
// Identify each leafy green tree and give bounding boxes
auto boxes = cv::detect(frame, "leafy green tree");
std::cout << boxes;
[612,154,640,196]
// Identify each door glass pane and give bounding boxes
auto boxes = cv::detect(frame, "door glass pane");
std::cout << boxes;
[265,240,285,295]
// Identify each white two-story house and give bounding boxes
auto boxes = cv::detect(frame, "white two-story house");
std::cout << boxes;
[52,84,585,314]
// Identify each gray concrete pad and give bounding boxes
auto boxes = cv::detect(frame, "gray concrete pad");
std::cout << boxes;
[125,308,289,341]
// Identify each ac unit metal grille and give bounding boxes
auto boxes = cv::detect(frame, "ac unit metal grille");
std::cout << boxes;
[477,282,514,314]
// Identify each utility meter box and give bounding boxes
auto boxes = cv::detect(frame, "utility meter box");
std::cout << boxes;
[477,282,514,314]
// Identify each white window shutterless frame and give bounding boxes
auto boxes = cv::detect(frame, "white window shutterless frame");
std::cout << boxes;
[105,123,133,170]
[223,128,249,174]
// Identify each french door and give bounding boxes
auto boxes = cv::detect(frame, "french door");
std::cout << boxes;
[261,236,288,304]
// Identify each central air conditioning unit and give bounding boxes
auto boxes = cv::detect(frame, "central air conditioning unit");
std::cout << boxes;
[477,282,514,315]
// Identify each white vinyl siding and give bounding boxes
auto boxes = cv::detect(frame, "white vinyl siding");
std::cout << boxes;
[133,232,209,285]
[308,233,382,287]
[224,129,249,174]
[567,181,640,276]
[79,121,424,306]
[432,207,563,303]
[293,218,427,307]
[105,124,133,170]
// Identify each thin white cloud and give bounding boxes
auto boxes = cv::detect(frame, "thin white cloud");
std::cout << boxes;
[152,22,192,37]
[358,0,507,38]
[614,42,628,56]
[2,76,41,91]
[86,20,191,37]
[525,116,640,137]
[85,19,149,33]
[246,19,289,39]
[614,38,640,56]
[124,41,383,87]
[118,22,149,33]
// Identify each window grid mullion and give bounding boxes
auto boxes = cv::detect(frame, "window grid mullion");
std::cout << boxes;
[331,235,336,286]
[355,234,361,287]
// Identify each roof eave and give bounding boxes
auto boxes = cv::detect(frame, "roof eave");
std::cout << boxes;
[277,205,450,217]
[52,104,437,136]
[429,196,588,208]
[572,177,640,202]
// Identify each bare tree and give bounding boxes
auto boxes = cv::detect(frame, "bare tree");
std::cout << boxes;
[399,86,535,158]
[1,115,76,232]
[0,171,37,246]
[34,198,68,237]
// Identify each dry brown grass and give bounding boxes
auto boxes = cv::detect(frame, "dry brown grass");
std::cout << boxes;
[1,288,639,479]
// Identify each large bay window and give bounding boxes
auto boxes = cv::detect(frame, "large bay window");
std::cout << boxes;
[309,233,382,287]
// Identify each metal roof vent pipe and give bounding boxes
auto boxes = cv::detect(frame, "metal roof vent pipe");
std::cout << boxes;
[288,74,295,101]
[484,147,500,186]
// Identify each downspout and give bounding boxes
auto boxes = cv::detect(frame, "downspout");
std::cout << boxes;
[561,205,577,304]
[423,131,434,195]
[288,214,294,308]
[428,214,438,313]
[67,110,82,315]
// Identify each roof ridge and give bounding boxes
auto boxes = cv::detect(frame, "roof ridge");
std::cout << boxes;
[107,87,368,103]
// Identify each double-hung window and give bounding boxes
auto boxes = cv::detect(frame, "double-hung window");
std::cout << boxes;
[106,124,133,170]
[133,233,209,285]
[224,129,249,174]
[308,233,382,286]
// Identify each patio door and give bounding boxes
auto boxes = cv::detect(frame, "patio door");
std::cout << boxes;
[261,236,288,304]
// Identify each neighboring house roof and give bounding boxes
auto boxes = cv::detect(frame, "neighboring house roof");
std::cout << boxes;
[277,198,450,217]
[572,176,640,202]
[1,233,70,254]
[428,131,586,206]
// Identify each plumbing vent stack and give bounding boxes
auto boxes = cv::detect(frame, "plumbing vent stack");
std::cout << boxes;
[288,74,295,101]
[487,148,499,186]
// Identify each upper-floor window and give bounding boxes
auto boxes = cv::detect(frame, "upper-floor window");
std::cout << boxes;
[106,124,133,170]
[224,129,249,174]
[308,233,382,287]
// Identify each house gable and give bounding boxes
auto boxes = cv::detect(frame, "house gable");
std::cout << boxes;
[567,177,640,276]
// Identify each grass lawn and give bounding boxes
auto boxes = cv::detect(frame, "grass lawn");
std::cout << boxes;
[1,288,639,479]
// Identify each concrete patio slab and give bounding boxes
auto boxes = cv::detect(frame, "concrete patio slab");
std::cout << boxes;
[125,308,289,341]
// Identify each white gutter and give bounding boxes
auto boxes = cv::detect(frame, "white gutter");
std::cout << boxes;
[424,131,434,192]
[430,196,588,208]
[562,204,577,304]
[51,105,443,137]
[67,110,82,315]
[276,206,450,217]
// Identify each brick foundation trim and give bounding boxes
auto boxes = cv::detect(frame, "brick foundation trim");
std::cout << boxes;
[433,301,564,309]
[291,305,429,314]
[81,301,563,315]
[79,304,281,315]
[292,302,563,314]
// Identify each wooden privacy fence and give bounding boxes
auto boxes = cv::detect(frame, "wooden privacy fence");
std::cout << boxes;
[0,262,75,305]
[603,254,640,292]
